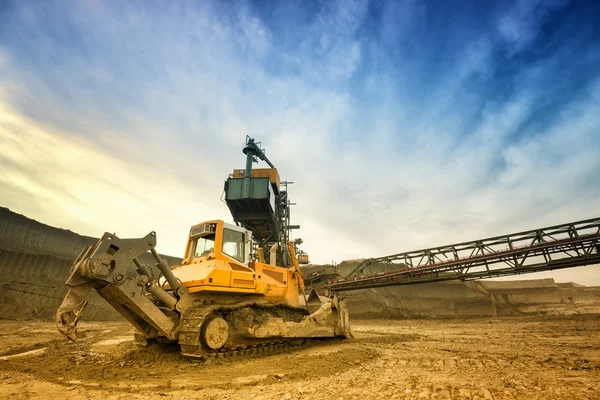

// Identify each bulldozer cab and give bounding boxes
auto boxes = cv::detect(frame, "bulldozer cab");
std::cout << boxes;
[184,220,252,267]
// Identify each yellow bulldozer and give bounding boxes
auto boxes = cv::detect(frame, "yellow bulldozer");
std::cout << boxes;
[55,137,352,360]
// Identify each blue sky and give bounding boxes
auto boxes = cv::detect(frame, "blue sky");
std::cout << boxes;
[0,0,599,284]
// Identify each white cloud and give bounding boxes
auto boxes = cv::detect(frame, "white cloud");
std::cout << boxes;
[0,102,228,258]
[238,11,272,59]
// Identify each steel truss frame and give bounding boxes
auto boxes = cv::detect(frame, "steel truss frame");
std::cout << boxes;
[330,217,600,292]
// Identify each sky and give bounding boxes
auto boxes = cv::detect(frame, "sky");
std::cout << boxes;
[0,0,599,285]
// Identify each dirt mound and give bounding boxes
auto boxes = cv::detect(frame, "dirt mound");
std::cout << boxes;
[302,259,407,277]
[302,259,367,277]
[0,207,181,321]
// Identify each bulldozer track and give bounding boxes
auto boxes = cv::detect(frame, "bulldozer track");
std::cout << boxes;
[185,337,319,364]
[177,301,311,361]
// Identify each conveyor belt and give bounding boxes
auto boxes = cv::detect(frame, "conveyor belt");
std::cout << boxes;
[330,217,600,292]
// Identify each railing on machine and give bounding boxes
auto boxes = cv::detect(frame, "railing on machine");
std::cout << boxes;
[329,217,600,292]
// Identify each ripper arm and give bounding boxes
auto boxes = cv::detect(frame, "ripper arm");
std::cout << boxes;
[56,232,188,341]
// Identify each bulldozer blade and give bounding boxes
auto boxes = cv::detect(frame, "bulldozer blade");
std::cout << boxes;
[56,283,93,341]
[305,288,328,314]
[249,294,353,339]
[333,294,353,338]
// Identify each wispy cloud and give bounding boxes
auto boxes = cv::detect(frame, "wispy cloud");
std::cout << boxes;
[0,100,226,256]
[0,0,599,284]
[497,0,568,51]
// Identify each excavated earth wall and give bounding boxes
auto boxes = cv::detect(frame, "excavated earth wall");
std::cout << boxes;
[0,207,180,321]
[343,280,600,319]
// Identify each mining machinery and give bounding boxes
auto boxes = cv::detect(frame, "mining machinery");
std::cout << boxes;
[329,217,600,292]
[56,136,351,360]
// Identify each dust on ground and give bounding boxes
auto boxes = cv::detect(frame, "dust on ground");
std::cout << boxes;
[1,317,599,400]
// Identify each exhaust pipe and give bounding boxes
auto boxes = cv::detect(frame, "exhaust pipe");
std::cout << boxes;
[270,243,278,266]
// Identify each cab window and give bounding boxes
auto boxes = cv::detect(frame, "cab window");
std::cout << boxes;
[194,234,215,258]
[222,229,245,263]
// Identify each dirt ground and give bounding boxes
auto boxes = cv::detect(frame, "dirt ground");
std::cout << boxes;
[0,317,599,400]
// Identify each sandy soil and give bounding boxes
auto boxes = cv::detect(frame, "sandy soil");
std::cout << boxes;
[0,317,599,399]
